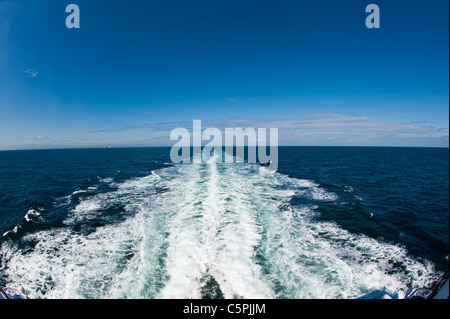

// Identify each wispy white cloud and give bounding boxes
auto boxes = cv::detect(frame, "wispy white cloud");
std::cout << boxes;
[88,113,449,147]
[23,68,38,78]
[224,97,240,103]
[35,136,50,141]
[4,114,444,150]
[220,113,448,146]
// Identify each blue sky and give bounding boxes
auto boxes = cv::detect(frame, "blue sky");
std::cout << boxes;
[0,0,448,149]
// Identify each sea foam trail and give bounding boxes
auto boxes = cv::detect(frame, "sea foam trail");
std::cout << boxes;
[158,155,273,298]
[0,156,440,299]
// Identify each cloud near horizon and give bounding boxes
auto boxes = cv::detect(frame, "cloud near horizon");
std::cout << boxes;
[1,113,447,150]
[86,113,449,148]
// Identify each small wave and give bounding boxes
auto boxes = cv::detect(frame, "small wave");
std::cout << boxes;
[24,208,41,222]
[2,225,20,238]
[151,171,161,178]
[73,200,102,214]
[72,190,87,195]
[2,208,43,238]
[344,184,355,193]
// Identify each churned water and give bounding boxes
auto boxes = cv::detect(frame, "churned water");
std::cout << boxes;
[0,147,448,299]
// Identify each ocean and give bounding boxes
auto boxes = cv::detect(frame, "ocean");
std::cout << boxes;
[0,147,448,299]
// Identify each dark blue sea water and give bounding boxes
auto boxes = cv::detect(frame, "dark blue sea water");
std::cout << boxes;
[0,147,448,299]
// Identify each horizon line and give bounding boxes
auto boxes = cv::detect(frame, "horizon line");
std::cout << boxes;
[1,145,449,152]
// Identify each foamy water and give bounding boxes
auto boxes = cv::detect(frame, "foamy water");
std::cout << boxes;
[0,155,440,299]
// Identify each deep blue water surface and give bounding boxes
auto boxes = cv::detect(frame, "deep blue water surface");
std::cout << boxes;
[0,147,448,299]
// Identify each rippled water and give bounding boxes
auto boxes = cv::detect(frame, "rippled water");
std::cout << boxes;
[0,147,448,299]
